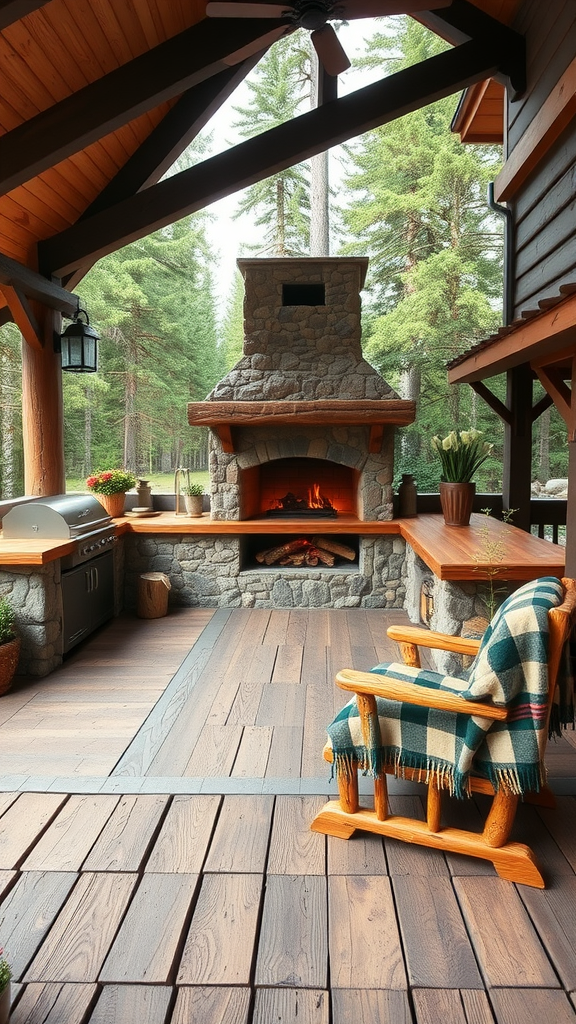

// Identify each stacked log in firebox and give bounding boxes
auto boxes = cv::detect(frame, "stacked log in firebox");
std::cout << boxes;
[255,536,356,567]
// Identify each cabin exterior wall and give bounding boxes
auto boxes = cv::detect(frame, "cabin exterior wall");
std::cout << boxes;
[509,0,576,313]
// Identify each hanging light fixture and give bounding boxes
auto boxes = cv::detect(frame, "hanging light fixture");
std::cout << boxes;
[59,308,99,373]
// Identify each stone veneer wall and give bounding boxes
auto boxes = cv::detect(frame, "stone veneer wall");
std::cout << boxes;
[124,533,407,610]
[0,563,62,676]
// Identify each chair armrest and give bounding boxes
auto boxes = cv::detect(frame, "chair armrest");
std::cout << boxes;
[335,667,508,721]
[387,624,482,657]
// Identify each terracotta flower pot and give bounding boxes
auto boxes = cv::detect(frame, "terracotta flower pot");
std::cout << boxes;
[439,481,475,527]
[0,982,9,1024]
[0,637,20,696]
[95,492,126,518]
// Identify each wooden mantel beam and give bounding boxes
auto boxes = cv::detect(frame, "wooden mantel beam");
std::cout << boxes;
[40,39,506,276]
[188,399,416,454]
[0,18,282,197]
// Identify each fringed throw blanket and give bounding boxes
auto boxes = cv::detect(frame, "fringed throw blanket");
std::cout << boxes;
[327,577,573,798]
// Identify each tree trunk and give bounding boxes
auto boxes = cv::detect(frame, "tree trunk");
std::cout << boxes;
[84,383,92,475]
[124,334,138,473]
[309,46,330,256]
[276,178,286,255]
[0,348,15,497]
[538,405,550,482]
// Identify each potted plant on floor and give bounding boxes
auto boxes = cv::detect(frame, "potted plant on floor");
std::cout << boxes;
[86,469,137,518]
[0,946,12,1023]
[431,429,493,526]
[0,597,20,696]
[182,482,205,517]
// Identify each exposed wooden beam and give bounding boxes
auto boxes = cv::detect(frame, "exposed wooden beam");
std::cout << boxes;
[63,57,262,288]
[534,363,576,441]
[39,39,505,277]
[469,380,512,424]
[494,53,576,201]
[0,19,283,197]
[0,253,78,315]
[448,292,576,384]
[531,392,554,422]
[415,0,525,96]
[0,284,43,350]
[0,0,49,30]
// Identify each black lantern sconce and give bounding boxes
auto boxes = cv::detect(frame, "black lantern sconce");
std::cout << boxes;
[58,308,99,373]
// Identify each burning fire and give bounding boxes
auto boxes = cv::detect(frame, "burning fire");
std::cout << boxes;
[270,483,336,513]
[308,483,334,509]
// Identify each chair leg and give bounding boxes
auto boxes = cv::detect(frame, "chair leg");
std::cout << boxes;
[482,790,518,848]
[427,780,442,832]
[337,765,359,813]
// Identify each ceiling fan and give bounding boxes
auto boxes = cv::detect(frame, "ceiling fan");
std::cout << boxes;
[206,0,452,76]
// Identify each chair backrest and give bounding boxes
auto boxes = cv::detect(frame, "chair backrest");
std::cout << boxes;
[545,577,576,731]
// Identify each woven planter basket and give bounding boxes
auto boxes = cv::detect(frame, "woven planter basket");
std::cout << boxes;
[0,637,21,696]
[95,492,126,518]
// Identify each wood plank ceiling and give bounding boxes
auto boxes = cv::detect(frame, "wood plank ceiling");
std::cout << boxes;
[0,0,521,328]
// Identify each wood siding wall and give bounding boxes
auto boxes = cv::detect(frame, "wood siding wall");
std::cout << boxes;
[509,0,576,313]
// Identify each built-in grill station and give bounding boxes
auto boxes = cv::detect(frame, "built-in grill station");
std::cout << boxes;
[2,495,116,653]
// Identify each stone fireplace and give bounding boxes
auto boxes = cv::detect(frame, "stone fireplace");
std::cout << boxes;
[182,257,416,608]
[190,257,414,525]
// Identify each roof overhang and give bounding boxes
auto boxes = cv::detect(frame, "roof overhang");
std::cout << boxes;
[447,288,576,384]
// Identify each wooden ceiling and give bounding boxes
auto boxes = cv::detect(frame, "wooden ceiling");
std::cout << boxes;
[0,0,523,326]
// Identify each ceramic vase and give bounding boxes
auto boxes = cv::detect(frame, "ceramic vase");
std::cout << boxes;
[96,492,126,518]
[185,494,203,517]
[398,473,417,517]
[439,481,475,526]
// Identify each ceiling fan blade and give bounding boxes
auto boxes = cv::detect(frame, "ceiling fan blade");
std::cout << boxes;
[206,2,287,17]
[311,25,351,76]
[338,0,451,16]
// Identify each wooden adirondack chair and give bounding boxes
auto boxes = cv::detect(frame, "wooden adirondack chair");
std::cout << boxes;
[311,577,576,888]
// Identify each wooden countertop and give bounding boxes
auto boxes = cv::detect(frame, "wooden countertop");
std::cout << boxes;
[0,511,565,580]
[400,513,565,581]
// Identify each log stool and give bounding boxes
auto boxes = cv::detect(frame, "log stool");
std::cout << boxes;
[137,572,171,618]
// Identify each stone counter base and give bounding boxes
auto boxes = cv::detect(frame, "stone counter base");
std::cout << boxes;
[124,533,407,610]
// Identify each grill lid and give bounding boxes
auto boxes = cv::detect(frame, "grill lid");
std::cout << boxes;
[2,494,112,539]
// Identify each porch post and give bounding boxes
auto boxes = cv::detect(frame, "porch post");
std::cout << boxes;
[21,307,65,495]
[565,442,576,578]
[502,365,532,531]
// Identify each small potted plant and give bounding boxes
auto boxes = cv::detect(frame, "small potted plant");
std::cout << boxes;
[0,945,12,1023]
[0,597,20,696]
[431,429,493,526]
[182,482,204,517]
[86,469,137,518]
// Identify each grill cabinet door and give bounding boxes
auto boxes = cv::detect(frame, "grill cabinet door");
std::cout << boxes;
[62,551,114,653]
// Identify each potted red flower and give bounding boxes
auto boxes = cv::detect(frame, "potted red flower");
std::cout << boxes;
[86,469,137,518]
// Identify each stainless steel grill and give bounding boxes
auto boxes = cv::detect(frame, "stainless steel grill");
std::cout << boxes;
[2,493,116,565]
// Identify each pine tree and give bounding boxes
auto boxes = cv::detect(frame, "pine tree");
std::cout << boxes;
[340,18,504,490]
[232,35,311,255]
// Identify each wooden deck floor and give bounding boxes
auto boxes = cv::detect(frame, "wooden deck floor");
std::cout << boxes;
[1,608,576,1023]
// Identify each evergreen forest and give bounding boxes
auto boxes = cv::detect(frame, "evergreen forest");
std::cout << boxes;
[0,18,568,500]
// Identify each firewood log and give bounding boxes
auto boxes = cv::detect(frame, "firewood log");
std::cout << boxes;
[312,536,356,561]
[307,545,335,566]
[263,538,310,565]
[305,552,319,566]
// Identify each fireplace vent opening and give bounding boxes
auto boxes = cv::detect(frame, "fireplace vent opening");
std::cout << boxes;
[282,282,325,306]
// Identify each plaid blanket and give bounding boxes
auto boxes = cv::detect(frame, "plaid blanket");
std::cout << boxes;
[327,577,572,798]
